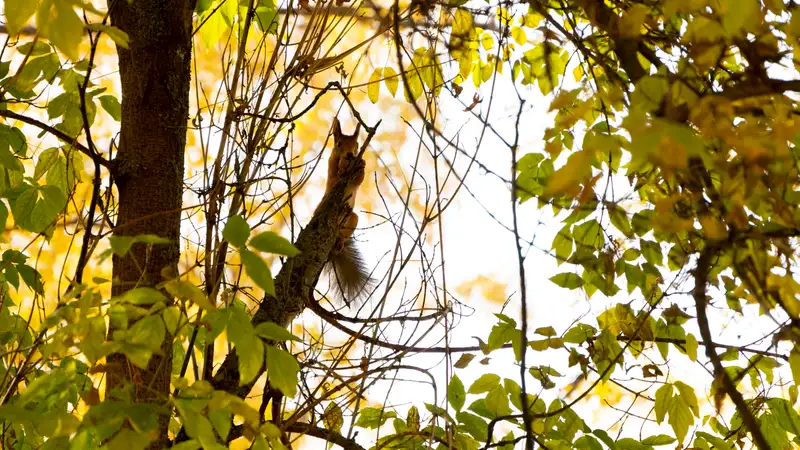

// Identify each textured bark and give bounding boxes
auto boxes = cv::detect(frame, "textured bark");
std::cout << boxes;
[105,0,195,447]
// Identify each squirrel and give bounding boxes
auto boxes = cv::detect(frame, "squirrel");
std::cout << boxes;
[315,118,374,307]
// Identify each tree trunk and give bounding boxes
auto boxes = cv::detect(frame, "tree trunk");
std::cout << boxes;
[105,0,194,446]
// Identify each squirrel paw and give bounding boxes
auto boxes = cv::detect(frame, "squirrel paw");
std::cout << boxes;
[333,236,346,253]
[338,153,365,177]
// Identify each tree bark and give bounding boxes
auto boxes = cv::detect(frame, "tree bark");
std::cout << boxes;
[105,0,195,446]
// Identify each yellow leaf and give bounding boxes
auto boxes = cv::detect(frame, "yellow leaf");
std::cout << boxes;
[368,68,381,104]
[544,148,593,197]
[496,7,511,26]
[653,134,688,170]
[683,16,724,44]
[452,8,474,37]
[763,0,785,14]
[789,11,800,41]
[481,32,494,50]
[471,60,482,88]
[459,50,473,81]
[722,0,761,37]
[618,4,649,39]
[545,140,562,158]
[549,89,580,112]
[455,275,508,304]
[699,215,728,241]
[481,61,493,82]
[511,26,526,45]
[198,1,229,48]
[523,11,542,28]
[572,64,584,82]
[5,0,39,35]
[383,66,398,97]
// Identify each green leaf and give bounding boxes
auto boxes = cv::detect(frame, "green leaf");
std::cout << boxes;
[98,95,122,121]
[109,235,135,256]
[456,411,488,441]
[172,440,202,450]
[685,333,698,362]
[654,384,672,423]
[226,303,254,345]
[575,435,604,450]
[640,240,662,266]
[789,349,800,387]
[766,398,800,435]
[253,0,279,34]
[249,231,300,257]
[573,220,604,250]
[655,382,695,444]
[164,279,216,311]
[323,403,343,432]
[5,0,38,36]
[674,381,699,417]
[552,226,573,264]
[46,155,68,194]
[34,148,59,181]
[223,215,250,247]
[161,306,184,335]
[0,200,8,231]
[484,386,511,417]
[17,264,43,294]
[176,405,219,449]
[86,24,130,49]
[407,406,420,430]
[240,249,275,296]
[104,428,151,450]
[368,68,381,103]
[550,272,584,289]
[469,374,500,394]
[236,334,264,386]
[761,413,791,450]
[128,315,166,350]
[695,432,731,450]
[563,323,596,344]
[535,326,557,337]
[261,422,281,439]
[631,210,653,236]
[641,435,677,446]
[355,407,396,429]
[448,375,466,411]
[607,203,633,237]
[47,0,85,61]
[12,186,38,229]
[254,322,301,342]
[266,346,299,397]
[117,287,168,305]
[592,429,619,450]
[29,185,66,232]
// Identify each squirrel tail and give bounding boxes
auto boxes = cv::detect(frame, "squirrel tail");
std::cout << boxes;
[326,238,374,307]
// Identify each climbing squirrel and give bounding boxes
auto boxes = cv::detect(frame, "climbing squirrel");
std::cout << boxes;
[316,118,373,306]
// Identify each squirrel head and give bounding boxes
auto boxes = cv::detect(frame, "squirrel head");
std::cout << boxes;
[332,118,361,155]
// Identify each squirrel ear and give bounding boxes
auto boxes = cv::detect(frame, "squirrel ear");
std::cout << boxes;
[332,118,342,138]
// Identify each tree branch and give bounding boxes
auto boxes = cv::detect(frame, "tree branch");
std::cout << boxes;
[693,246,770,450]
[0,109,111,168]
[286,422,366,450]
